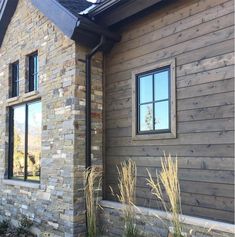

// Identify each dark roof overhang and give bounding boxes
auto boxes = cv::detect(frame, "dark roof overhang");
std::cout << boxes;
[0,0,167,50]
[31,0,121,51]
[0,0,18,46]
[0,0,121,50]
[88,0,165,27]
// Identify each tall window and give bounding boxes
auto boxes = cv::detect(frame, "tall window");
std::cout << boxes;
[137,66,170,133]
[28,52,39,92]
[11,61,19,97]
[132,59,176,140]
[9,101,42,182]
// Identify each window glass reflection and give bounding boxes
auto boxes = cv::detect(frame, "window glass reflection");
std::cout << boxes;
[27,101,41,181]
[139,75,153,103]
[140,103,153,131]
[154,101,169,130]
[154,70,169,101]
[13,105,25,179]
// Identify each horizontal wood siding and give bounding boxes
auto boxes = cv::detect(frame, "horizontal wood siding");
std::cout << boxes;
[104,0,234,223]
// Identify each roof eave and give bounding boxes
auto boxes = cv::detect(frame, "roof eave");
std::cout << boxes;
[31,0,78,39]
[32,0,121,50]
[87,0,165,27]
[0,0,18,47]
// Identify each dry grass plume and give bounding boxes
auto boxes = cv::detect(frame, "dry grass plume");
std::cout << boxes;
[84,166,102,237]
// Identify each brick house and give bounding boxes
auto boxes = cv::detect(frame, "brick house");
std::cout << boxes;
[0,0,234,236]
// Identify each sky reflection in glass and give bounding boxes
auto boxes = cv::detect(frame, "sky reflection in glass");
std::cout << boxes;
[27,101,41,181]
[154,70,168,101]
[139,75,152,103]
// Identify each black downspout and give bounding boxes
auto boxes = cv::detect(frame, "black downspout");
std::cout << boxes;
[85,35,106,237]
[85,35,106,169]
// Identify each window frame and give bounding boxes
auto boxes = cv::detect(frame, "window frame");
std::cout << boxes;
[28,52,39,92]
[132,59,176,140]
[8,100,42,182]
[10,61,20,98]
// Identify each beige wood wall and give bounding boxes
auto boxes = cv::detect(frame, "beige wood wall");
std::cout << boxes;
[104,0,234,223]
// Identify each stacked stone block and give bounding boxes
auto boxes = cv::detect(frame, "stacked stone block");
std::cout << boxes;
[0,0,104,236]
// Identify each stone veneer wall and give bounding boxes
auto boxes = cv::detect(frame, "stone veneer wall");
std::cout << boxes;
[99,201,235,237]
[0,0,104,236]
[72,45,104,235]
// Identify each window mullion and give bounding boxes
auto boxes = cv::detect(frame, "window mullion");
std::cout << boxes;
[24,104,28,181]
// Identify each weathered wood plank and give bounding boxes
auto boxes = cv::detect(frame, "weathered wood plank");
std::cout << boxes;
[178,104,234,122]
[106,27,234,84]
[106,78,233,102]
[108,18,234,74]
[176,39,234,67]
[106,92,234,124]
[106,179,235,199]
[115,0,231,44]
[103,0,235,223]
[106,99,234,123]
[179,180,234,198]
[105,144,234,158]
[177,53,234,77]
[179,78,234,99]
[107,185,234,212]
[135,197,234,223]
[106,191,234,223]
[106,92,234,118]
[109,4,233,64]
[106,130,233,146]
[105,156,234,171]
[177,118,234,133]
[177,91,234,111]
[177,64,234,87]
[106,167,234,184]
[106,118,234,135]
[106,63,234,94]
[105,193,234,223]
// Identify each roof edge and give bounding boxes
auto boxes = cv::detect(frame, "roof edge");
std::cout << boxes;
[31,0,78,39]
[0,0,18,47]
[0,0,120,50]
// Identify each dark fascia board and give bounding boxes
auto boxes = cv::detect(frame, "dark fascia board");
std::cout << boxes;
[88,0,125,16]
[31,0,120,48]
[88,0,164,26]
[0,0,18,47]
[0,0,120,49]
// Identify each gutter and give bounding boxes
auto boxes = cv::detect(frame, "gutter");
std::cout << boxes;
[87,0,125,17]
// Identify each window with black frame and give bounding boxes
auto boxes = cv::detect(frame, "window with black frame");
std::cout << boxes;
[28,52,39,92]
[9,101,42,182]
[11,61,19,97]
[136,66,170,134]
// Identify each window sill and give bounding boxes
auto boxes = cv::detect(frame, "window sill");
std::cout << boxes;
[132,131,176,141]
[2,179,40,189]
[23,90,40,99]
[6,96,20,104]
[6,91,40,106]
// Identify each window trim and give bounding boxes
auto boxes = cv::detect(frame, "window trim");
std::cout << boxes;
[136,66,171,134]
[132,59,176,140]
[8,99,42,183]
